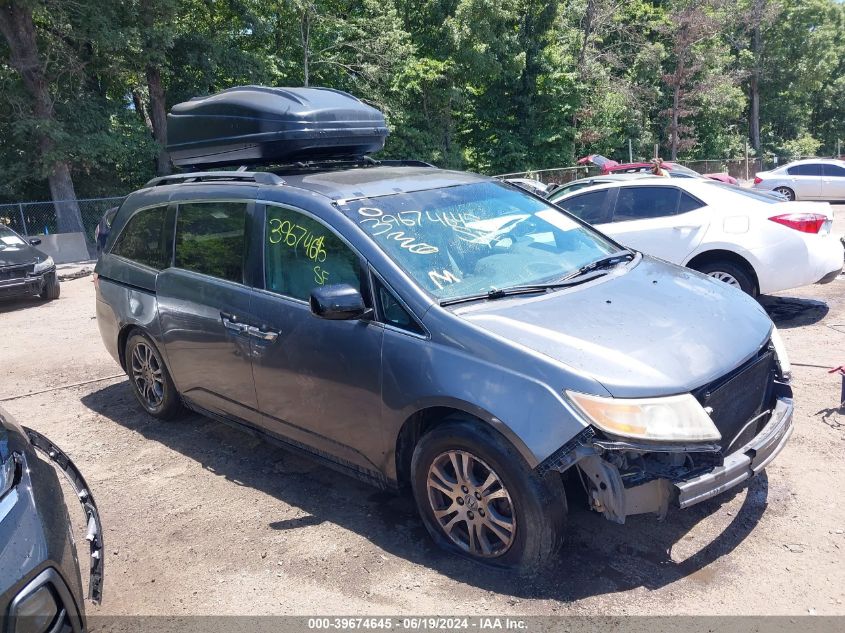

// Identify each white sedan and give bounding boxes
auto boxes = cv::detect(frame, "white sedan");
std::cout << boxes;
[550,177,844,296]
[752,158,845,201]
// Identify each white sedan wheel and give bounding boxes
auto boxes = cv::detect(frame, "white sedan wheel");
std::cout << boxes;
[707,271,741,288]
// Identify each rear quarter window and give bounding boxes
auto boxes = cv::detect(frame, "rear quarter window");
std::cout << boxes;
[787,164,823,176]
[111,205,170,270]
[677,191,705,213]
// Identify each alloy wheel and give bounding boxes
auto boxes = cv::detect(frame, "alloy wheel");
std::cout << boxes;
[774,187,795,201]
[426,450,516,557]
[130,341,165,409]
[708,271,741,287]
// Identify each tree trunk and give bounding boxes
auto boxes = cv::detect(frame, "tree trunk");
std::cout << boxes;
[577,0,595,75]
[49,163,86,233]
[301,9,311,87]
[749,73,760,152]
[670,80,681,160]
[749,3,763,152]
[146,65,171,176]
[0,1,84,233]
[132,87,155,135]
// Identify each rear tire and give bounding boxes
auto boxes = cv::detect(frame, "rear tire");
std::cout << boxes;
[39,275,60,300]
[411,418,566,572]
[691,259,757,297]
[125,332,185,420]
[774,186,795,201]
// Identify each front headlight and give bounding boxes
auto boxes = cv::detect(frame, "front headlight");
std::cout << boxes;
[0,452,17,499]
[32,256,54,274]
[566,391,721,442]
[769,325,791,381]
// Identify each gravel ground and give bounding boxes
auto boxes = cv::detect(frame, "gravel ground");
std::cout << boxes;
[1,211,844,617]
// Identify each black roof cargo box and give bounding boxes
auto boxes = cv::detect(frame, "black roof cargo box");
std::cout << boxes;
[166,86,389,169]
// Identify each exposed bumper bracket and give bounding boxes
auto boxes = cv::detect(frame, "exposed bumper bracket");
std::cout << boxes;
[24,427,104,604]
[674,397,794,508]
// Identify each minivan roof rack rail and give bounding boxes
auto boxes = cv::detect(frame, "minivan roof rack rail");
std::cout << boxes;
[270,157,435,175]
[144,171,285,188]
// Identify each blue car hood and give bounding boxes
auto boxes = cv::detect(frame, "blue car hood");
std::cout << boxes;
[456,257,773,398]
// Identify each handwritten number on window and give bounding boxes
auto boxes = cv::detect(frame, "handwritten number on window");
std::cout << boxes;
[268,218,327,262]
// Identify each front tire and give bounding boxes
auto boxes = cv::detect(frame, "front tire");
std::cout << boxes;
[125,332,184,420]
[691,259,757,297]
[39,274,60,300]
[411,419,566,572]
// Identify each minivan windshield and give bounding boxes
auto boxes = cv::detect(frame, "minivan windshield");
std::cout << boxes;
[342,181,619,300]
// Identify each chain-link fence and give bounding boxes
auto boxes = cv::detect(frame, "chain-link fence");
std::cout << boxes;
[497,156,835,186]
[674,156,824,181]
[0,197,125,245]
[494,166,589,185]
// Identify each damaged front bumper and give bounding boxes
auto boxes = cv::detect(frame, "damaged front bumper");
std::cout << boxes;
[0,268,55,299]
[675,397,793,508]
[25,427,104,603]
[541,396,794,524]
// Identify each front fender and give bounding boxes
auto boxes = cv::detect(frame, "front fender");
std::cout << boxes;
[380,328,595,476]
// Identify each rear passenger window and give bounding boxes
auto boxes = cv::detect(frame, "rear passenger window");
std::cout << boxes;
[175,202,247,283]
[559,190,611,224]
[613,186,679,221]
[111,205,170,270]
[787,164,823,176]
[264,205,362,301]
[678,192,704,213]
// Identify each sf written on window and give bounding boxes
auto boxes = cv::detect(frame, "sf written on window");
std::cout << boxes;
[264,206,363,301]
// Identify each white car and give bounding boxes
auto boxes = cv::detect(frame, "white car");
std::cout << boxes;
[553,178,843,296]
[752,158,845,201]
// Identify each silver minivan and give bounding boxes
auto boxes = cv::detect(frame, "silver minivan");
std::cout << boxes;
[94,161,793,571]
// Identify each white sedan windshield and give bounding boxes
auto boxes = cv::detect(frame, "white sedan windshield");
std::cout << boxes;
[341,182,618,300]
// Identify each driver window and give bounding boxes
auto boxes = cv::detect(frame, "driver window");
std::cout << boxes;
[264,205,363,301]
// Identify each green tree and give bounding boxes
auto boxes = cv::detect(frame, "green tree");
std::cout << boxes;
[0,0,83,229]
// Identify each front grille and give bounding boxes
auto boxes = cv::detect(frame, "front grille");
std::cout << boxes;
[693,348,776,455]
[0,264,31,281]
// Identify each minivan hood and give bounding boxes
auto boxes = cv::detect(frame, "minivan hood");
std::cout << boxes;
[456,258,772,398]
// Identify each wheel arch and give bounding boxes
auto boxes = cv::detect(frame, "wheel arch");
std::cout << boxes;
[117,324,173,376]
[393,403,536,490]
[117,323,141,371]
[685,248,759,294]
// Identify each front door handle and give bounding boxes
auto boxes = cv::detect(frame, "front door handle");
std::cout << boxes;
[221,312,248,334]
[245,325,279,343]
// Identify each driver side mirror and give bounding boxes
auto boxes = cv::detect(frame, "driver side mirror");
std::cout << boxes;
[309,284,372,320]
[28,238,41,246]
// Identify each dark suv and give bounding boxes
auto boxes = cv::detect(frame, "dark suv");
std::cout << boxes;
[0,225,60,301]
[94,87,793,570]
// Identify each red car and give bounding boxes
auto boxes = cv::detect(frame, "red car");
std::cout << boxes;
[578,154,738,185]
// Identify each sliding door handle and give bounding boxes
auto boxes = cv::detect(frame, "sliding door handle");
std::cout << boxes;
[221,313,248,334]
[245,325,279,342]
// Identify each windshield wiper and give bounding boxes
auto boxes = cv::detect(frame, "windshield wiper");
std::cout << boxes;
[568,250,636,278]
[440,279,592,307]
[438,250,636,307]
